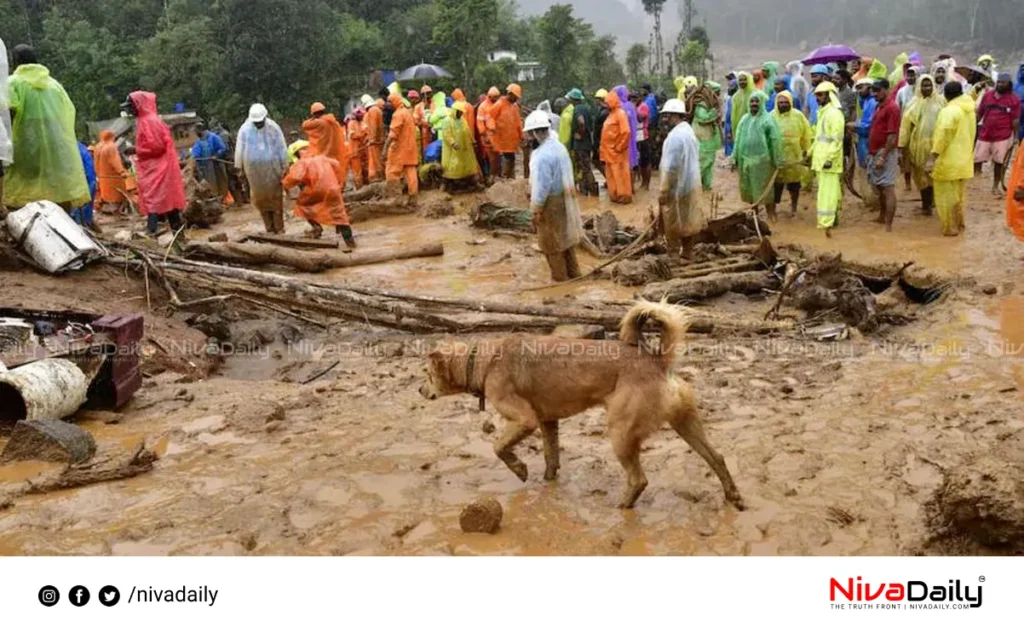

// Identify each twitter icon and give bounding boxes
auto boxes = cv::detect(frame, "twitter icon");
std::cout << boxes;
[99,586,120,607]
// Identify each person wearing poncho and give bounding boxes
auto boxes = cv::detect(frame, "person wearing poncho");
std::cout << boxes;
[658,99,706,262]
[762,62,781,96]
[4,45,89,210]
[283,144,355,247]
[383,94,420,199]
[362,95,385,182]
[810,82,845,235]
[236,103,289,234]
[612,85,640,170]
[441,102,480,189]
[524,110,585,282]
[926,82,976,236]
[733,91,782,218]
[729,72,754,146]
[771,91,812,217]
[567,88,597,196]
[600,89,633,204]
[94,130,128,212]
[687,83,722,191]
[1007,136,1024,241]
[898,74,945,216]
[0,36,11,195]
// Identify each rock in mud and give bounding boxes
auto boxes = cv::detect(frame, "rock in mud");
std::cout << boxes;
[423,199,455,219]
[612,255,673,287]
[0,419,96,465]
[926,456,1024,548]
[460,497,503,534]
[230,321,277,351]
[208,232,229,243]
[186,313,231,341]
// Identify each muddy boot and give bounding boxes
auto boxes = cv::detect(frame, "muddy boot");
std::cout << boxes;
[921,187,934,216]
[338,225,357,249]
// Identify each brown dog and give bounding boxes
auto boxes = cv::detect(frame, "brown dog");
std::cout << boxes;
[419,300,744,510]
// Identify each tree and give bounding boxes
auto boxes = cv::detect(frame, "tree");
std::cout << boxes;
[641,0,667,75]
[583,33,625,91]
[474,58,518,92]
[432,0,501,90]
[626,43,649,82]
[537,4,584,95]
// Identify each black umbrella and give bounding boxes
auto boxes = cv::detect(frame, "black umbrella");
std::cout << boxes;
[396,64,453,81]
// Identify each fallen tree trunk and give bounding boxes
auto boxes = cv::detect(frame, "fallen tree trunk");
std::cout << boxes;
[343,181,390,203]
[695,211,771,244]
[18,443,158,496]
[643,271,781,302]
[241,233,341,250]
[672,258,763,279]
[183,241,443,272]
[347,199,416,223]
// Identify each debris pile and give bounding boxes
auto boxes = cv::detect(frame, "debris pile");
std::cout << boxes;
[925,456,1024,553]
[184,178,225,228]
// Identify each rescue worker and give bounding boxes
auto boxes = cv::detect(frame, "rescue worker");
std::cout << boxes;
[525,110,584,282]
[382,93,419,200]
[283,145,356,247]
[658,98,706,262]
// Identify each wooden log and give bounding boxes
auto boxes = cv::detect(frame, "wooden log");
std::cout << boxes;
[343,181,390,203]
[183,241,443,272]
[672,258,763,279]
[347,199,416,223]
[643,271,781,302]
[241,233,340,250]
[695,210,771,244]
[21,443,158,496]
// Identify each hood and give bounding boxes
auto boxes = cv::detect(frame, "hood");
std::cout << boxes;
[748,90,768,116]
[452,89,466,102]
[951,93,975,116]
[536,100,552,114]
[867,59,888,81]
[611,85,630,107]
[786,61,803,76]
[100,130,115,142]
[914,74,939,100]
[773,90,794,111]
[130,91,158,117]
[605,90,622,110]
[13,63,52,89]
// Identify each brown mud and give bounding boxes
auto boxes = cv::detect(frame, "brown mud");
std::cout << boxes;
[1,160,1022,556]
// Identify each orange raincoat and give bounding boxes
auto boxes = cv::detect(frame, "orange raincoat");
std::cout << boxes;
[94,130,127,205]
[452,89,476,141]
[386,94,419,194]
[488,96,523,154]
[600,90,633,203]
[346,117,366,189]
[364,103,385,181]
[414,100,431,153]
[302,113,348,175]
[283,154,350,227]
[1007,145,1024,241]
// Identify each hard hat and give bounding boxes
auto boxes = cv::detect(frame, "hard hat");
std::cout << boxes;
[595,88,608,99]
[487,86,501,98]
[360,94,374,108]
[506,83,522,99]
[810,64,830,75]
[978,54,994,64]
[523,110,550,133]
[310,102,326,115]
[248,103,268,123]
[662,98,686,115]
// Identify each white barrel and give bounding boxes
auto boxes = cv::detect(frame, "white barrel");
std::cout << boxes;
[0,359,89,423]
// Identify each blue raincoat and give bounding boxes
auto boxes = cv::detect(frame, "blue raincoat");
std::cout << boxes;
[724,93,734,157]
[71,142,96,226]
[854,94,878,167]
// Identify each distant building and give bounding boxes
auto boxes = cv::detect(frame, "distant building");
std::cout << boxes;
[487,50,546,83]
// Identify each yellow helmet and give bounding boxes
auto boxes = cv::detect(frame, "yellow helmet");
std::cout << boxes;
[595,88,608,99]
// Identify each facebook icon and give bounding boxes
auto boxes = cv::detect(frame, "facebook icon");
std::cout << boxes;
[69,586,90,607]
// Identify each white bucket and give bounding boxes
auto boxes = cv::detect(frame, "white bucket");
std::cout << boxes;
[5,201,107,273]
[0,359,89,423]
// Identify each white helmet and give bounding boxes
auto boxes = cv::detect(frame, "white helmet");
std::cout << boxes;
[248,103,268,123]
[523,110,551,132]
[662,98,686,115]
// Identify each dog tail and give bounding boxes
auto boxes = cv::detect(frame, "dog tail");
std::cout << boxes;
[619,299,693,365]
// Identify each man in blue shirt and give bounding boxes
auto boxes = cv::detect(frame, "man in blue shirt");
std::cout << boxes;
[191,122,229,198]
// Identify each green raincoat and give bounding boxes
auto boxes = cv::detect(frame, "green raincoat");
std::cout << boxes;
[4,63,89,208]
[889,53,909,85]
[730,72,754,139]
[691,85,723,191]
[867,59,888,81]
[762,62,781,96]
[441,108,479,181]
[733,90,782,205]
[428,92,449,138]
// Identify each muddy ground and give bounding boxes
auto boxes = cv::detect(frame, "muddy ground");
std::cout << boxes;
[1,157,1023,556]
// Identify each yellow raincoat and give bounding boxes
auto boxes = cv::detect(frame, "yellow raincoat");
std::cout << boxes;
[4,63,90,208]
[441,104,479,181]
[931,93,976,235]
[674,76,699,100]
[771,91,812,185]
[898,74,945,189]
[559,103,574,147]
[809,82,845,229]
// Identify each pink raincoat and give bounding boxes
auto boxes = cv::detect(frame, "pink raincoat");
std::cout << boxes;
[130,91,186,216]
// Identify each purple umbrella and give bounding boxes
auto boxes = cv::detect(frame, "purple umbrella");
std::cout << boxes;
[802,45,860,65]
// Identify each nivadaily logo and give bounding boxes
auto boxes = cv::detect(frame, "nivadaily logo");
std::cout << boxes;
[830,576,984,610]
